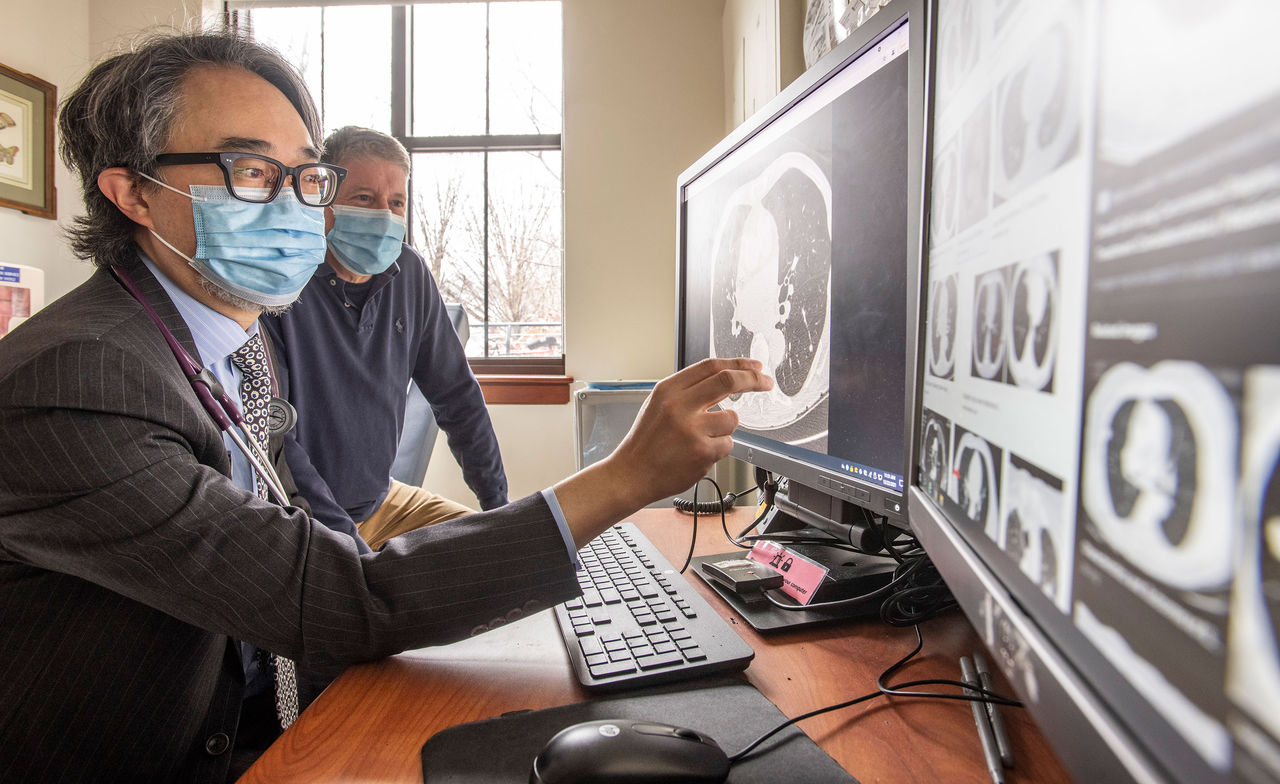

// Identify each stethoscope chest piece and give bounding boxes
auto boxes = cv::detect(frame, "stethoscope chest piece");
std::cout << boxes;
[267,396,297,436]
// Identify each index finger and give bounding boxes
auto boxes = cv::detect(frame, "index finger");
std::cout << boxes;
[669,357,765,391]
[686,362,774,410]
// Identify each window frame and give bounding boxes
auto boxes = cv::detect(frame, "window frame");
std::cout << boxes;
[231,0,567,380]
[390,3,565,377]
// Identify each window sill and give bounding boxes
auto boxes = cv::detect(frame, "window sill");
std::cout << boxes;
[477,374,574,405]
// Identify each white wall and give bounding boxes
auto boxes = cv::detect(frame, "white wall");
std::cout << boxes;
[0,0,218,307]
[0,0,92,304]
[426,0,728,503]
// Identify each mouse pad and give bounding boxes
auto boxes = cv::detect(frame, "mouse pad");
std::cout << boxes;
[419,677,858,783]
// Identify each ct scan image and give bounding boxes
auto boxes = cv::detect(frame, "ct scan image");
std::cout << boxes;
[1227,366,1280,749]
[919,408,952,502]
[949,427,1003,540]
[710,150,831,449]
[959,95,993,233]
[927,273,958,380]
[1006,252,1059,393]
[1081,360,1238,592]
[929,137,960,247]
[1001,453,1069,609]
[972,268,1009,383]
[935,0,985,110]
[993,10,1082,204]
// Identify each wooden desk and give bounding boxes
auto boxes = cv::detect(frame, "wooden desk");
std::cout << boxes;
[241,508,1071,783]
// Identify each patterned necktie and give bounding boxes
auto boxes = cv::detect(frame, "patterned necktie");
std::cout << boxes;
[230,333,300,730]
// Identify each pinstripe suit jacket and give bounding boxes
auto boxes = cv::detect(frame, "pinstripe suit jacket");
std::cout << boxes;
[0,256,581,783]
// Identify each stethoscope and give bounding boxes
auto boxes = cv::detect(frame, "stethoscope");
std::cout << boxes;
[111,265,296,507]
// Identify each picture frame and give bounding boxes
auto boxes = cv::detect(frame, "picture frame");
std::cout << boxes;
[0,62,56,220]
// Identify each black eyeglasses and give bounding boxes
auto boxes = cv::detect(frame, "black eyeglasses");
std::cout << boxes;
[153,152,347,206]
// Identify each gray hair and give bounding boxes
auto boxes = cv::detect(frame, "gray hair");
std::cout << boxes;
[320,126,411,172]
[58,28,321,269]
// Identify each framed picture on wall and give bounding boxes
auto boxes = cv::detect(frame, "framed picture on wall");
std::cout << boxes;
[0,63,56,220]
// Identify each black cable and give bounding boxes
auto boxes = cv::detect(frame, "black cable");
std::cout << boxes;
[736,532,868,556]
[678,476,724,574]
[727,625,1023,764]
[879,557,957,626]
[761,554,927,611]
[730,497,773,546]
[673,483,756,515]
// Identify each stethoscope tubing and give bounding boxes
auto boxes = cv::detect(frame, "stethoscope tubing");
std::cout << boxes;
[110,265,292,506]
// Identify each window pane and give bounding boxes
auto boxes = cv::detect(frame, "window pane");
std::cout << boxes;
[486,150,563,357]
[248,7,323,119]
[322,6,393,134]
[409,152,486,356]
[412,3,487,137]
[248,5,392,136]
[489,1,563,135]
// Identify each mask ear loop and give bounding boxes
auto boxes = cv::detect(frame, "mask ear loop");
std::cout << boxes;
[134,171,213,277]
[135,170,209,202]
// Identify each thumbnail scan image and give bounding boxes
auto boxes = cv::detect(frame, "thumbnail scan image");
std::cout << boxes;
[1081,361,1237,592]
[1001,454,1069,609]
[950,428,1003,539]
[927,274,958,380]
[934,0,984,109]
[959,96,993,232]
[929,138,959,247]
[711,151,831,448]
[919,408,952,501]
[993,12,1082,204]
[972,268,1008,382]
[1227,367,1280,746]
[1006,253,1059,392]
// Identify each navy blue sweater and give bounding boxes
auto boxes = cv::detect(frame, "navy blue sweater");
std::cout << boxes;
[262,245,507,521]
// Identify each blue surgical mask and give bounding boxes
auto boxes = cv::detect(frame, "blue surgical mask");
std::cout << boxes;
[142,178,327,308]
[326,204,407,276]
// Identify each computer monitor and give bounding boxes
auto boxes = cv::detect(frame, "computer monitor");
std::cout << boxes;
[675,0,931,541]
[908,2,1280,782]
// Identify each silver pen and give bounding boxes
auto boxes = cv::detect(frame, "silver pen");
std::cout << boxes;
[961,655,1005,784]
[973,650,1014,768]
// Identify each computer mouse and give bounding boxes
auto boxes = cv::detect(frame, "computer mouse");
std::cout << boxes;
[529,718,731,784]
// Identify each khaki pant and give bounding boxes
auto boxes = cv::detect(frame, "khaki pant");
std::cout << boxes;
[356,480,475,550]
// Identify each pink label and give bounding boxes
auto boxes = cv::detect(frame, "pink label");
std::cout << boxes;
[746,541,829,605]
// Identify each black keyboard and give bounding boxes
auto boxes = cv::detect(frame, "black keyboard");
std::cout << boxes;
[553,522,755,691]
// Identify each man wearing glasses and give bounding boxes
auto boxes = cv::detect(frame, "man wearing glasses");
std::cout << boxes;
[0,29,770,783]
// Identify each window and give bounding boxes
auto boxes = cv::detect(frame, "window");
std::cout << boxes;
[240,1,564,372]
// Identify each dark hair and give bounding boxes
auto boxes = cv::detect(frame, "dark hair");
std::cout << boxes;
[320,126,411,172]
[58,28,321,268]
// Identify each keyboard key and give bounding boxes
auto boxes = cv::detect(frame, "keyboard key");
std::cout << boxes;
[588,659,638,678]
[637,650,685,670]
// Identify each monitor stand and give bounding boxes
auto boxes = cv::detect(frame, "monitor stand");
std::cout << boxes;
[691,516,900,632]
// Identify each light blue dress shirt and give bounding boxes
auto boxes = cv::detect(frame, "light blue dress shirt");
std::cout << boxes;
[141,254,264,492]
[140,253,276,695]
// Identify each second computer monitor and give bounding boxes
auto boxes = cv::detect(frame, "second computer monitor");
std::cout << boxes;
[676,0,930,530]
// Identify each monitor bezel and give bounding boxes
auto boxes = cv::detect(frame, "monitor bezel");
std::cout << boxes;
[674,0,933,529]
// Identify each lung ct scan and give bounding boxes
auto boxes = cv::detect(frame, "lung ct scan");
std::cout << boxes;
[1081,360,1237,592]
[711,151,832,449]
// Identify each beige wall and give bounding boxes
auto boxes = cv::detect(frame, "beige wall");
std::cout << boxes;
[0,0,92,304]
[0,0,219,307]
[427,0,728,503]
